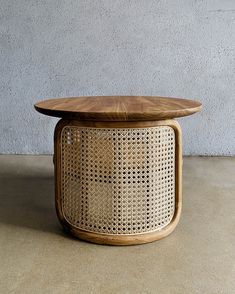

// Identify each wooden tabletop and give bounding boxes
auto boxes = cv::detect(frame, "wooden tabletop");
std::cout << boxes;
[34,96,201,121]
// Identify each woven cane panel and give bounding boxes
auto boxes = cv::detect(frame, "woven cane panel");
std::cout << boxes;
[60,126,175,235]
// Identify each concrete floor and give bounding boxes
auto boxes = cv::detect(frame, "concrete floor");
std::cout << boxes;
[0,156,234,294]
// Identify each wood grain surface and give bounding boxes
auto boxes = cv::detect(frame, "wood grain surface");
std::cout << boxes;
[35,96,201,121]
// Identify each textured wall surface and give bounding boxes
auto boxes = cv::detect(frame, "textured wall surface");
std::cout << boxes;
[0,0,234,155]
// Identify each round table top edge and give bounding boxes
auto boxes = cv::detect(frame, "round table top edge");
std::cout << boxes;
[34,96,202,121]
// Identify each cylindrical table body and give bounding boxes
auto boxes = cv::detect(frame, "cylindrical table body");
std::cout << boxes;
[54,119,182,245]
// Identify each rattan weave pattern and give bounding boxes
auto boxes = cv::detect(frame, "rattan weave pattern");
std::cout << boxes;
[60,126,175,235]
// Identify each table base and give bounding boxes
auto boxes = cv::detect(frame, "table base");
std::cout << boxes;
[54,120,182,245]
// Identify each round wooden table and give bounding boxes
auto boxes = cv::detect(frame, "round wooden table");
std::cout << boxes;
[35,96,201,245]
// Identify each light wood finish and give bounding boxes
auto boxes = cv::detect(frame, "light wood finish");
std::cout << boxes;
[54,119,182,245]
[35,96,201,121]
[34,95,200,245]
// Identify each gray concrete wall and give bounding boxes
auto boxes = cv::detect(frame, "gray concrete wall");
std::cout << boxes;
[1,0,234,155]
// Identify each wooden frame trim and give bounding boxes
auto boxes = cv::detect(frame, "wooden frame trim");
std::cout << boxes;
[54,119,182,245]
